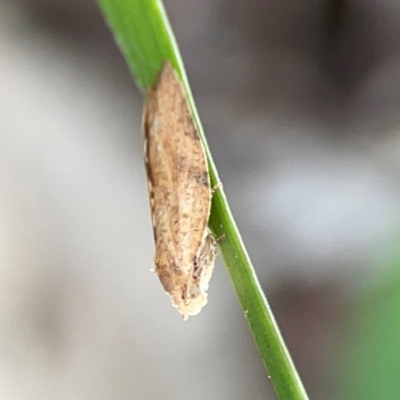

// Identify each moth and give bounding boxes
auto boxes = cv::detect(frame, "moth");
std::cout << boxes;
[142,62,217,320]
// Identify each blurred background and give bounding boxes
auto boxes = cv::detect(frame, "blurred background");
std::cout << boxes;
[1,0,400,398]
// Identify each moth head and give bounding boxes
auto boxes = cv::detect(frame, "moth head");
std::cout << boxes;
[172,286,208,320]
[188,285,206,302]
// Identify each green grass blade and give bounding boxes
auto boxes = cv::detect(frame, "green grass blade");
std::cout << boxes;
[95,0,309,398]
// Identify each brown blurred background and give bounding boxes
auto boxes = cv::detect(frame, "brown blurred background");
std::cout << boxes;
[1,0,400,399]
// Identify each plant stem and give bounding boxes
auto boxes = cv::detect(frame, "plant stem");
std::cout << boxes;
[96,0,309,398]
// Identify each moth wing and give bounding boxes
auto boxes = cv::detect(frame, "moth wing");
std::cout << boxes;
[143,64,211,275]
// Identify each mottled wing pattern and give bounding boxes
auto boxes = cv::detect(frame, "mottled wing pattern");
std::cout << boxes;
[143,63,212,318]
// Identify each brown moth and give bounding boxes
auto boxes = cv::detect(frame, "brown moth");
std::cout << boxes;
[142,62,216,320]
